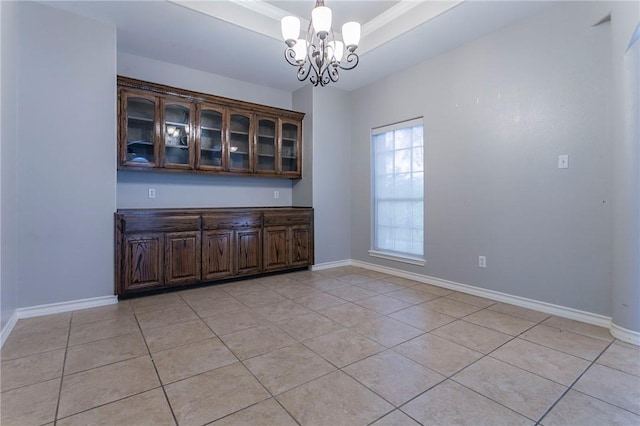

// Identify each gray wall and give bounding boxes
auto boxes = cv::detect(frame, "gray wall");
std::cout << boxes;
[292,86,352,265]
[16,2,117,306]
[350,2,613,315]
[292,85,313,207]
[116,53,296,210]
[1,1,19,328]
[312,88,352,264]
[610,1,640,332]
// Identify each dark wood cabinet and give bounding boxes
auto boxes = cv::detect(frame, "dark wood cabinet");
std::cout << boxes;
[123,233,164,292]
[165,231,201,285]
[264,226,288,271]
[115,208,313,296]
[202,230,234,280]
[263,211,314,272]
[118,77,304,178]
[291,226,312,267]
[236,228,262,275]
[119,90,160,168]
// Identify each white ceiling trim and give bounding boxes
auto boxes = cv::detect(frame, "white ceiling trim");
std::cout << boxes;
[228,0,287,20]
[169,0,284,40]
[362,0,425,37]
[359,0,464,54]
[170,0,465,55]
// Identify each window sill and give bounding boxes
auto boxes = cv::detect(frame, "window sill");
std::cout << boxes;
[368,250,425,266]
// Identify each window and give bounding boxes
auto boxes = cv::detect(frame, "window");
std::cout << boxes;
[370,118,424,265]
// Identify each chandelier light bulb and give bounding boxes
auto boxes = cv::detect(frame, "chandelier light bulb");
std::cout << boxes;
[293,39,307,63]
[311,6,332,36]
[328,40,344,63]
[281,16,300,45]
[342,21,361,49]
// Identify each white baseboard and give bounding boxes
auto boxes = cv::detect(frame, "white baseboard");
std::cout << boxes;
[311,259,352,271]
[610,322,640,346]
[0,296,118,349]
[1,311,19,348]
[349,259,615,333]
[15,296,118,319]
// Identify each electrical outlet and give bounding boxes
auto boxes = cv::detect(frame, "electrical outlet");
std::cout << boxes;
[478,256,487,268]
[558,154,569,169]
[274,190,279,199]
[148,188,156,199]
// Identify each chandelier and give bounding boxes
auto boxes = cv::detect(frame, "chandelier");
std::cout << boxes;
[280,0,361,87]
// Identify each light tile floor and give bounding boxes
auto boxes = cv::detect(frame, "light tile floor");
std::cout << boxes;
[2,266,639,425]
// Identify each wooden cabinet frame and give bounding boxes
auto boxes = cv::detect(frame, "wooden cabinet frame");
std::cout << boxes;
[117,76,304,178]
[115,208,313,296]
[160,97,196,170]
[196,104,227,172]
[118,89,160,168]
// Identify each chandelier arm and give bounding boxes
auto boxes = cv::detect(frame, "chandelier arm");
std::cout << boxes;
[338,52,359,71]
[297,59,312,82]
[328,64,339,83]
[284,48,299,67]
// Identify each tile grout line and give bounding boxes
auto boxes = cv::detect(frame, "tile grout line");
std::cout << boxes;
[52,313,73,426]
[386,306,553,424]
[131,305,180,426]
[534,339,617,425]
[177,291,292,424]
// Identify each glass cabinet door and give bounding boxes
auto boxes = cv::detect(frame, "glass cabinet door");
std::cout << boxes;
[122,92,157,167]
[280,120,301,176]
[255,117,277,174]
[197,105,224,170]
[163,100,194,169]
[228,111,252,172]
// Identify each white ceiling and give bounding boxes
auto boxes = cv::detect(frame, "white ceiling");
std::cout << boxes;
[44,1,554,92]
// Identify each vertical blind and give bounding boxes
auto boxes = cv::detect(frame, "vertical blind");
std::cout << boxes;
[372,118,424,258]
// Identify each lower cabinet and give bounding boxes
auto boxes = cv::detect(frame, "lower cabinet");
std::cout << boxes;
[291,226,312,267]
[202,230,234,280]
[263,211,314,272]
[165,231,201,285]
[264,227,288,271]
[236,228,262,275]
[123,233,164,292]
[115,208,312,296]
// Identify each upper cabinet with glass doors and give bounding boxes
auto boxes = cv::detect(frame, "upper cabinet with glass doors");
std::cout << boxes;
[255,116,278,175]
[120,90,159,167]
[118,77,304,179]
[280,120,302,177]
[162,98,194,169]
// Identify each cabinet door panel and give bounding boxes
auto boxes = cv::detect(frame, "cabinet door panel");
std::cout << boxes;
[197,104,225,171]
[279,119,302,178]
[236,229,261,275]
[264,227,288,271]
[124,234,164,291]
[255,116,277,174]
[165,231,201,285]
[291,226,311,267]
[227,111,253,172]
[162,98,195,169]
[203,230,234,280]
[120,91,159,168]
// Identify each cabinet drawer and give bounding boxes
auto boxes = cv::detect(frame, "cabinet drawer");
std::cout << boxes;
[264,212,311,227]
[203,213,262,230]
[122,215,200,233]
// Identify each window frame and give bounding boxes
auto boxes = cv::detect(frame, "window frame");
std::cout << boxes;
[369,117,425,266]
